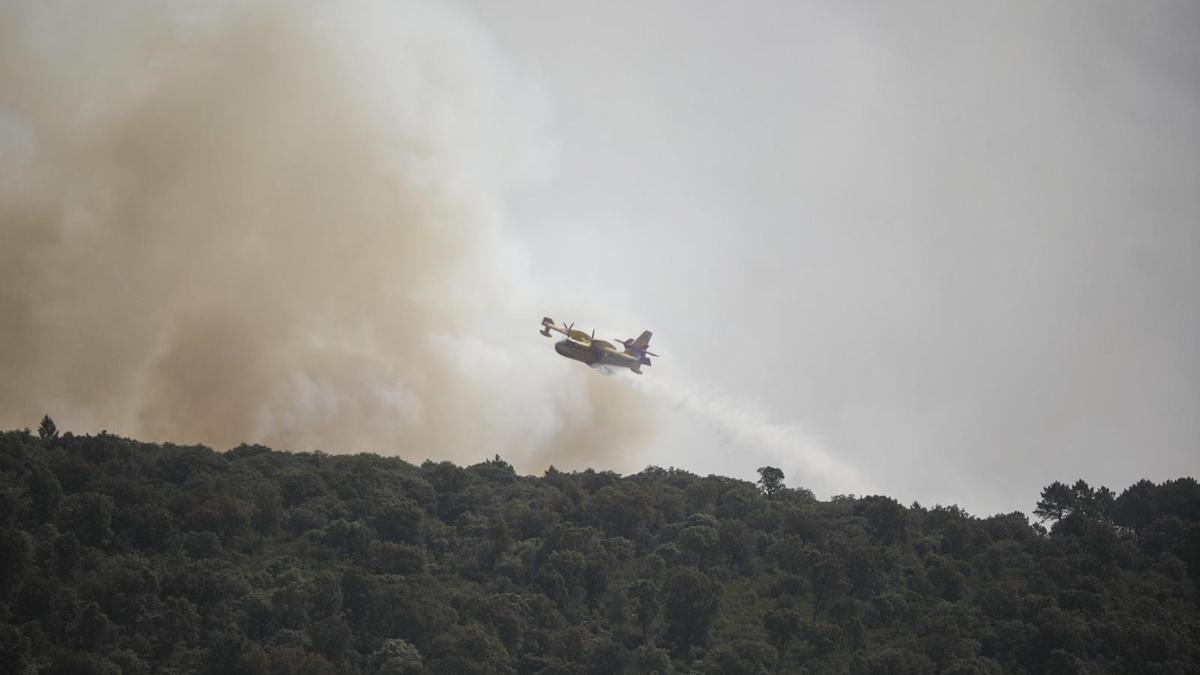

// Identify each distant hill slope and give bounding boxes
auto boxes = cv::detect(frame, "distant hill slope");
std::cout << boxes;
[0,427,1197,674]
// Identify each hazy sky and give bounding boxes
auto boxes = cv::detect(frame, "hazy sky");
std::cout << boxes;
[458,0,1200,513]
[2,1,1196,516]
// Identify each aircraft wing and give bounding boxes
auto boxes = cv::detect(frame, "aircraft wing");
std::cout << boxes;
[540,316,569,337]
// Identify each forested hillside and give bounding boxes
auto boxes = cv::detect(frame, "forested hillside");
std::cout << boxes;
[1,424,1197,674]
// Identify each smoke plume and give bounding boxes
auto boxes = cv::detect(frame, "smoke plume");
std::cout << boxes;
[0,0,652,470]
[623,372,872,498]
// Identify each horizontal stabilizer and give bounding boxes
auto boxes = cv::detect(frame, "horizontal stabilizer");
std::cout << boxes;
[621,330,658,358]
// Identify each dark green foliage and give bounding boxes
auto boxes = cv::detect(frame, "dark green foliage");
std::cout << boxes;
[38,415,58,442]
[371,638,422,674]
[756,466,785,497]
[57,492,115,548]
[763,607,801,657]
[0,428,1197,673]
[628,578,660,642]
[662,566,721,658]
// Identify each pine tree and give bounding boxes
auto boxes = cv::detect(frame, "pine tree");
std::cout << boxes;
[37,414,58,441]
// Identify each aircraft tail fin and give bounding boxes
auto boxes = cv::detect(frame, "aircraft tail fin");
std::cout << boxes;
[621,330,658,358]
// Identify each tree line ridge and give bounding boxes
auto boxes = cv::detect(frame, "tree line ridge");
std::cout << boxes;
[0,421,1197,673]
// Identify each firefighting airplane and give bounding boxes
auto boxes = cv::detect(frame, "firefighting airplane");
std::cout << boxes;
[539,317,658,373]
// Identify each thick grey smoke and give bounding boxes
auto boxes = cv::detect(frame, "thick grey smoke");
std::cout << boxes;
[0,0,655,470]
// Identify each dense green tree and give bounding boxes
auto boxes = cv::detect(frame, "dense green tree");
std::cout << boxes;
[756,466,785,497]
[0,527,31,596]
[1034,481,1077,522]
[861,495,908,544]
[628,578,659,642]
[370,638,422,674]
[705,639,775,674]
[58,492,115,548]
[251,481,284,539]
[663,566,721,658]
[426,623,513,675]
[38,415,58,442]
[0,429,1196,673]
[1113,479,1158,533]
[369,497,424,543]
[764,607,801,659]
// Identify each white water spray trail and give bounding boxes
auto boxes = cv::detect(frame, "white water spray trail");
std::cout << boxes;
[612,369,873,498]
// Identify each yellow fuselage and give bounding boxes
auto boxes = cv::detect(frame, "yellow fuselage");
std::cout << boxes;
[554,338,642,371]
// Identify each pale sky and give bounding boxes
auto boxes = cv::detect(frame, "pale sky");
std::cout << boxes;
[459,0,1200,514]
